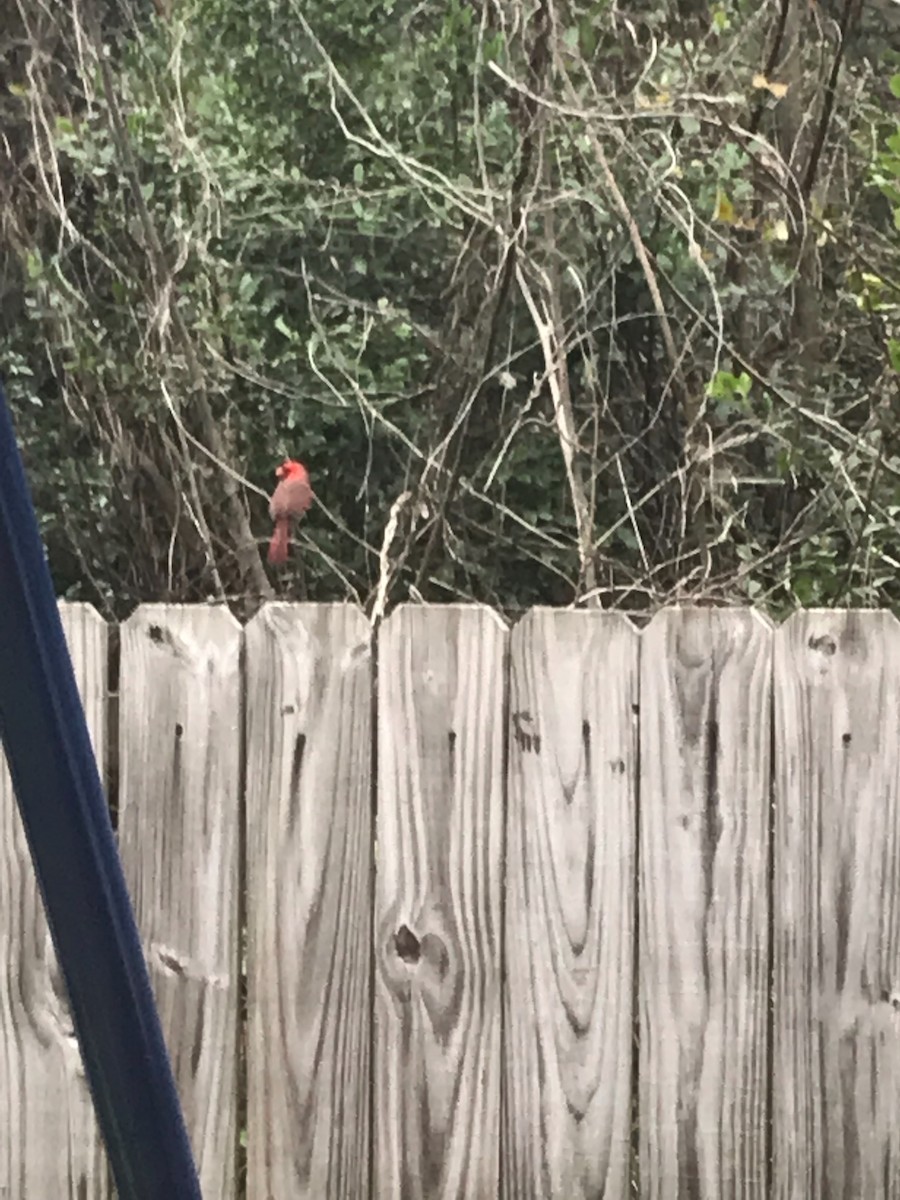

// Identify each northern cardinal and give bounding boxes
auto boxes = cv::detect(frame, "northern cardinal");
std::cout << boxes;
[267,458,313,565]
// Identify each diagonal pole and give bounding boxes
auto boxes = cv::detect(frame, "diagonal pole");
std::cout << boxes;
[0,381,203,1200]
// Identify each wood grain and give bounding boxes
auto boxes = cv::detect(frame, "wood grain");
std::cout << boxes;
[639,607,772,1199]
[0,602,110,1198]
[117,604,241,1199]
[374,604,507,1199]
[244,603,373,1199]
[773,610,900,1200]
[503,609,638,1199]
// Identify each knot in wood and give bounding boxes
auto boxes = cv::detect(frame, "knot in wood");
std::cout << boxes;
[808,633,837,656]
[394,925,421,964]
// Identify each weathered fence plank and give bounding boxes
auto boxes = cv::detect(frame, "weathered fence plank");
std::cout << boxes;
[0,602,109,1197]
[244,603,373,1198]
[503,609,638,1198]
[374,604,507,1199]
[118,605,241,1199]
[773,610,900,1199]
[640,608,772,1198]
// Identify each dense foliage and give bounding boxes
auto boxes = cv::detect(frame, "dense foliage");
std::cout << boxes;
[2,0,899,618]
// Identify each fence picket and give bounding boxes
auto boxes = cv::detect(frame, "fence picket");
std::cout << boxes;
[773,610,900,1199]
[0,603,109,1197]
[118,604,241,1198]
[374,604,507,1199]
[639,608,772,1198]
[503,608,637,1198]
[245,603,373,1198]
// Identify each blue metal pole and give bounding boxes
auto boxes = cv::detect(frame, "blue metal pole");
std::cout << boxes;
[0,381,203,1199]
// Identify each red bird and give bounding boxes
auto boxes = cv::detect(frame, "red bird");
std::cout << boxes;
[267,458,313,565]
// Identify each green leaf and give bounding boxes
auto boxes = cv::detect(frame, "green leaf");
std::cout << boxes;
[578,19,597,57]
[238,273,258,300]
[890,73,900,99]
[888,338,900,374]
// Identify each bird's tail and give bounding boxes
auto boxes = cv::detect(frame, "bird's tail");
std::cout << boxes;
[267,517,290,565]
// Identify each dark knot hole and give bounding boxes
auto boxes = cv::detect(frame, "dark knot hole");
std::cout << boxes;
[394,924,421,964]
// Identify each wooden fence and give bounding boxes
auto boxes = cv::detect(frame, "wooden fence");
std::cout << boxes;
[1,602,898,1198]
